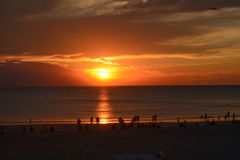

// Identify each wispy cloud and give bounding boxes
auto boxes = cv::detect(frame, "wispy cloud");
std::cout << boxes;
[157,27,240,47]
[138,7,240,23]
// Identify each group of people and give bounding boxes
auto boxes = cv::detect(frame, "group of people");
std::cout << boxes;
[177,112,239,127]
[77,116,101,127]
[223,112,236,121]
[1,112,239,133]
[131,115,140,125]
[200,112,238,122]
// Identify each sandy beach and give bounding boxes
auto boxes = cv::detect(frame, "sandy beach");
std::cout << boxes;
[0,122,240,160]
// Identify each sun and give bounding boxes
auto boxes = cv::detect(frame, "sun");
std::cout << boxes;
[86,67,115,81]
[96,68,111,79]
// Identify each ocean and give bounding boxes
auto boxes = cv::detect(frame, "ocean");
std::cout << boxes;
[0,86,240,124]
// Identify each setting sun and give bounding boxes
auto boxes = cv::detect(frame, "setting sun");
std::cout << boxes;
[92,68,113,80]
[98,68,110,79]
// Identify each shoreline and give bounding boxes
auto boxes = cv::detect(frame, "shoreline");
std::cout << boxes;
[1,119,239,133]
[0,114,238,126]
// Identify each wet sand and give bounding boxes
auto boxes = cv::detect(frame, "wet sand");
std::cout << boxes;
[0,122,240,160]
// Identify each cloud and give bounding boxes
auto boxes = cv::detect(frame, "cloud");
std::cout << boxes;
[136,7,240,23]
[2,0,240,20]
[0,62,85,86]
[0,0,240,85]
[157,27,240,49]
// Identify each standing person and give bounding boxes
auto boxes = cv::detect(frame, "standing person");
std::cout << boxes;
[152,115,155,123]
[77,117,82,131]
[224,114,227,121]
[77,117,81,126]
[119,117,122,125]
[152,114,157,123]
[96,116,100,125]
[227,112,230,120]
[90,116,93,125]
[136,115,140,124]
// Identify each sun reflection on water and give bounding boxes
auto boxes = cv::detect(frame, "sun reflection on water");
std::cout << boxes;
[97,89,111,124]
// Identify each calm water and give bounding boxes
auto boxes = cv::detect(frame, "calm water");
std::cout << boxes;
[0,86,240,124]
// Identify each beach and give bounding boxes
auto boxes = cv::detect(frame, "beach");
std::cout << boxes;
[1,122,240,160]
[1,86,240,160]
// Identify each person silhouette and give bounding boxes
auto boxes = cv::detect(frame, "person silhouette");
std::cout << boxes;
[136,115,140,125]
[96,116,100,125]
[227,112,230,120]
[90,116,93,125]
[77,117,81,126]
[224,115,227,121]
[77,118,82,131]
[152,114,157,123]
[118,117,122,124]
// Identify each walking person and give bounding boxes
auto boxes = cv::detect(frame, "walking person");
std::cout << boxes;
[96,116,100,125]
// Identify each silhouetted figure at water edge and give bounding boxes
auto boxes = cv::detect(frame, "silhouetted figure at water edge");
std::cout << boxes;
[224,115,227,121]
[232,113,237,124]
[77,118,82,131]
[131,115,140,127]
[227,112,230,120]
[90,116,93,125]
[77,118,81,126]
[118,117,125,129]
[96,116,100,125]
[136,116,140,125]
[152,114,157,123]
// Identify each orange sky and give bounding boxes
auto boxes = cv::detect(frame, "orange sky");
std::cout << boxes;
[0,0,240,86]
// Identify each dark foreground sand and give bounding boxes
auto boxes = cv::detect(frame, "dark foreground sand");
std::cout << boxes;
[0,123,240,160]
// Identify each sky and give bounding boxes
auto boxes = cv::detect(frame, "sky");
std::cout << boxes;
[0,0,240,86]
